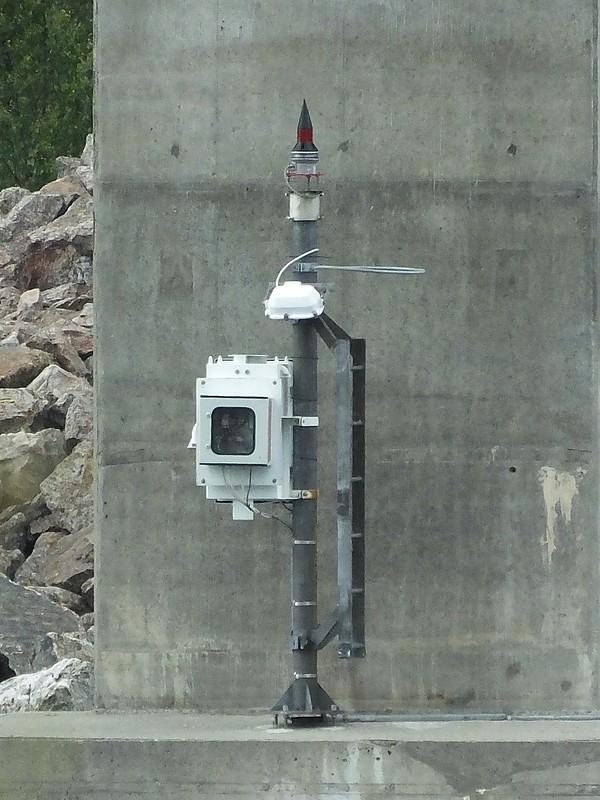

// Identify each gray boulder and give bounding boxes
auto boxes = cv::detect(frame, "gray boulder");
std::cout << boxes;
[0,388,40,433]
[80,576,94,608]
[23,585,87,615]
[39,440,93,532]
[55,156,82,178]
[80,133,94,168]
[0,574,81,675]
[0,285,20,316]
[36,315,94,357]
[28,195,93,253]
[15,287,42,320]
[27,363,90,404]
[40,281,81,307]
[0,187,30,216]
[26,363,92,428]
[0,320,38,347]
[71,301,93,329]
[0,345,52,388]
[0,547,25,579]
[39,176,89,209]
[0,494,49,551]
[15,526,94,595]
[0,511,27,551]
[14,196,93,290]
[64,391,94,443]
[0,429,66,511]
[31,631,93,671]
[0,192,65,244]
[0,657,93,712]
[25,325,89,378]
[81,615,94,633]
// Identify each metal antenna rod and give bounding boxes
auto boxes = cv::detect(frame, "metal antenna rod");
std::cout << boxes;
[271,101,337,723]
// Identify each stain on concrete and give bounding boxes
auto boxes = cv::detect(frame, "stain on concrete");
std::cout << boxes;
[446,689,477,707]
[538,466,583,566]
[505,661,522,680]
[402,742,600,797]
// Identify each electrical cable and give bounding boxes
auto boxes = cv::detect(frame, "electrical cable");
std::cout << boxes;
[284,166,318,198]
[249,502,294,533]
[221,466,252,508]
[245,467,252,507]
[221,466,294,533]
[275,248,319,286]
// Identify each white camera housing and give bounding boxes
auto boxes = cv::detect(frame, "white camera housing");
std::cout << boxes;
[190,354,299,518]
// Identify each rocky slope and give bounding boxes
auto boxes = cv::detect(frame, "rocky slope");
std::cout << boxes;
[0,136,95,710]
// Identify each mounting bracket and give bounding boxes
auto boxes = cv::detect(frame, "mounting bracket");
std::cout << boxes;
[313,312,366,659]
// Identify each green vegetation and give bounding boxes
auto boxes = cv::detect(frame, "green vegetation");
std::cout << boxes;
[0,1,92,190]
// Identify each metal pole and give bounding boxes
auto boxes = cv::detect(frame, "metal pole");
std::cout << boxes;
[290,224,320,708]
[272,102,337,722]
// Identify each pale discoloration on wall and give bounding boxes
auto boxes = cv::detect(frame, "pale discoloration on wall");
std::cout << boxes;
[538,467,583,566]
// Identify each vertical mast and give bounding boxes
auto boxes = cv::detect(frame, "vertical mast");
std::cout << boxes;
[271,102,337,723]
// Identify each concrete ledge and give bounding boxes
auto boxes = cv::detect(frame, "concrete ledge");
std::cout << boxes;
[1,714,600,798]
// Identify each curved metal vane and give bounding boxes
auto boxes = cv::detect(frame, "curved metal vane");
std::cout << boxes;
[275,248,425,285]
[311,265,425,275]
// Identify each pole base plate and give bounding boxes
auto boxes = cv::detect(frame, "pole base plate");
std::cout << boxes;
[271,678,340,725]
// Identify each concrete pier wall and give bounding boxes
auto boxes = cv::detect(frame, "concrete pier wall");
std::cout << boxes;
[95,1,599,711]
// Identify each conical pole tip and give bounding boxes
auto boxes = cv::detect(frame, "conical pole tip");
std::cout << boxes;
[298,99,312,127]
[293,100,317,151]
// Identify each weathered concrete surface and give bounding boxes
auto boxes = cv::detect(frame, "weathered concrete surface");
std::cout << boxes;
[1,716,600,798]
[95,2,600,711]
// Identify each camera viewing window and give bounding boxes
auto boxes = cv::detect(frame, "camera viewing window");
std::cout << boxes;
[211,407,256,456]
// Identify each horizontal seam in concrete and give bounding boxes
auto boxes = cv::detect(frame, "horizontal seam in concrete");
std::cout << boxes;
[94,178,594,198]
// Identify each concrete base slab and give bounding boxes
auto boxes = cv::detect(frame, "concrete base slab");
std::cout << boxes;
[1,714,600,798]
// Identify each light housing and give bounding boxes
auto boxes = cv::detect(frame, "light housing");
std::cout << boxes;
[265,281,324,320]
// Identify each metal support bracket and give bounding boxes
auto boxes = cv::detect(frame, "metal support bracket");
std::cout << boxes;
[284,415,319,427]
[312,313,366,660]
[310,607,340,651]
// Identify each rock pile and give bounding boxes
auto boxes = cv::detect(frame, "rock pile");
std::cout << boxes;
[0,136,95,710]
